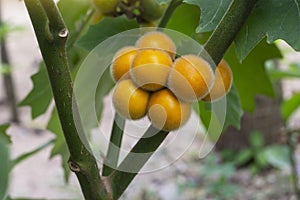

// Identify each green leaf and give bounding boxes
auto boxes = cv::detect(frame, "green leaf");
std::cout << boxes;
[234,149,252,166]
[0,125,10,200]
[249,131,264,148]
[263,145,291,170]
[19,63,52,119]
[224,39,282,111]
[184,0,231,33]
[281,92,300,121]
[76,16,139,51]
[266,62,300,80]
[47,109,70,181]
[235,0,300,61]
[58,0,91,33]
[194,84,243,135]
[166,3,200,36]
[0,124,11,144]
[223,85,243,130]
[95,68,115,121]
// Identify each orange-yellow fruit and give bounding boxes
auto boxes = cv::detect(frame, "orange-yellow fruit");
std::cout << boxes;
[136,31,176,58]
[202,60,233,101]
[147,89,191,131]
[111,46,138,82]
[131,49,172,91]
[112,79,149,120]
[167,55,214,102]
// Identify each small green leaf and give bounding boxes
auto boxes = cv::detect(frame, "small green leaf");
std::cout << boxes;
[19,63,53,119]
[266,62,300,80]
[0,125,10,200]
[0,124,11,144]
[184,0,231,32]
[47,109,70,181]
[166,3,200,36]
[249,131,264,148]
[263,145,291,170]
[76,16,139,51]
[194,84,243,134]
[223,85,243,130]
[234,149,252,166]
[225,39,282,111]
[281,92,300,121]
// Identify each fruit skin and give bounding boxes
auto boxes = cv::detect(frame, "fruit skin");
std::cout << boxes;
[147,89,191,131]
[131,49,172,91]
[92,0,119,14]
[139,0,165,22]
[136,31,176,58]
[167,55,215,102]
[111,46,137,82]
[202,60,233,102]
[112,79,149,120]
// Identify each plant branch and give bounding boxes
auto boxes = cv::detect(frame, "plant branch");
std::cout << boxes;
[102,112,125,176]
[107,126,168,199]
[158,0,183,28]
[204,0,258,65]
[24,0,107,199]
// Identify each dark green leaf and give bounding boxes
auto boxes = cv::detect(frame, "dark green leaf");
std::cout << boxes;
[235,0,300,61]
[0,125,10,200]
[0,124,11,144]
[76,16,139,51]
[281,92,300,121]
[225,39,282,111]
[184,0,231,32]
[47,109,70,181]
[166,3,200,36]
[19,63,52,119]
[263,145,291,170]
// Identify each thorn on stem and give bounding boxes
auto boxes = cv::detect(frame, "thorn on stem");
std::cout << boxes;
[68,160,81,172]
[58,28,69,38]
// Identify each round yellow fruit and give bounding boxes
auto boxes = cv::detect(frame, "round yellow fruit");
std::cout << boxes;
[111,46,137,82]
[147,89,191,131]
[136,31,176,58]
[112,79,149,120]
[92,0,119,14]
[131,49,172,91]
[167,55,215,102]
[202,60,233,101]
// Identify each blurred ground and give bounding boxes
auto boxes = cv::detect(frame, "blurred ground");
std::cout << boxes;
[1,0,300,199]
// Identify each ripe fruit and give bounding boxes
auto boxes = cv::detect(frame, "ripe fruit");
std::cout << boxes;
[112,79,149,120]
[148,89,191,131]
[202,60,233,101]
[131,49,172,91]
[167,55,215,102]
[111,46,138,82]
[136,31,176,58]
[92,0,119,15]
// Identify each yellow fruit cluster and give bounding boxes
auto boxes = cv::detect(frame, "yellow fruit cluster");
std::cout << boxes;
[110,31,233,131]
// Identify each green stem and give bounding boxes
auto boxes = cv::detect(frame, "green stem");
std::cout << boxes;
[102,113,125,176]
[204,0,258,65]
[158,0,183,28]
[108,126,168,199]
[287,131,300,198]
[24,0,108,199]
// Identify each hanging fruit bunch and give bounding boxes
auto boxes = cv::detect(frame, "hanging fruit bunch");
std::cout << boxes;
[110,31,233,131]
